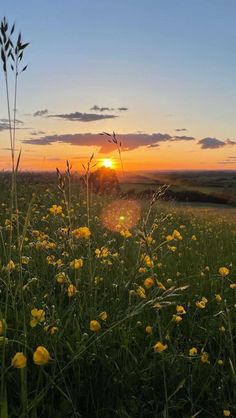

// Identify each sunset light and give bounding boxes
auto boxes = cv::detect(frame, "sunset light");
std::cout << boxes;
[102,158,113,168]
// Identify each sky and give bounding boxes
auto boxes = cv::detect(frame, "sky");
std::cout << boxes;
[1,0,236,172]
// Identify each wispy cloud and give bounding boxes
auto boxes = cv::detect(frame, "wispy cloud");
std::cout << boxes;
[90,105,128,112]
[22,132,195,154]
[0,119,24,131]
[175,128,187,132]
[198,137,236,149]
[47,112,118,122]
[33,109,49,117]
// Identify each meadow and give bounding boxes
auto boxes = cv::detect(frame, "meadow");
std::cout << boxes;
[0,174,236,418]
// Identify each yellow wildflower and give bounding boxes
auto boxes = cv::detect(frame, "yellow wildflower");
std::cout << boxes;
[142,255,154,268]
[196,301,206,309]
[72,227,91,239]
[173,230,183,240]
[48,205,62,215]
[98,311,107,321]
[157,281,166,291]
[143,277,154,289]
[120,229,132,238]
[90,320,101,332]
[223,411,231,417]
[11,352,27,369]
[55,272,67,284]
[145,325,153,334]
[95,247,109,258]
[218,267,229,277]
[201,352,210,363]
[215,294,222,302]
[153,341,168,353]
[44,325,59,335]
[70,258,83,269]
[67,284,77,297]
[230,283,236,289]
[21,256,30,265]
[172,314,182,323]
[6,260,15,270]
[136,286,146,299]
[176,305,186,315]
[191,235,197,241]
[30,309,45,327]
[33,346,50,365]
[219,325,225,333]
[189,347,198,356]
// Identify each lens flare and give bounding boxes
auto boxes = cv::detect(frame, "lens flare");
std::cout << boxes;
[101,199,141,231]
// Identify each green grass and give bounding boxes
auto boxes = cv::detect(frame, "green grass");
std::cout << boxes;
[0,179,236,418]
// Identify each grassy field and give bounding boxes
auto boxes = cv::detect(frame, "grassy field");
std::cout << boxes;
[0,175,236,418]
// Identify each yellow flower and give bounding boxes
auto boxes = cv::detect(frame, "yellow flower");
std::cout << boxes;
[72,226,91,239]
[201,352,210,363]
[0,319,7,336]
[21,256,30,265]
[215,294,222,302]
[218,359,224,366]
[176,305,186,315]
[230,283,236,289]
[120,229,132,238]
[136,286,146,299]
[223,410,231,417]
[138,267,147,274]
[166,235,173,241]
[48,205,62,215]
[11,352,27,369]
[70,258,83,269]
[196,301,206,309]
[6,260,15,270]
[219,325,226,333]
[30,309,45,327]
[167,245,177,252]
[201,296,208,304]
[145,325,153,334]
[142,255,154,268]
[191,235,197,241]
[90,320,101,332]
[98,311,107,321]
[95,247,109,258]
[143,277,154,289]
[156,280,166,290]
[33,346,50,366]
[67,284,77,297]
[189,347,198,356]
[153,341,168,353]
[44,325,59,335]
[173,230,183,240]
[219,267,229,277]
[172,314,183,323]
[55,272,67,284]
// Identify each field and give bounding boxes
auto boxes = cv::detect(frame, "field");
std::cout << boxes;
[0,173,236,418]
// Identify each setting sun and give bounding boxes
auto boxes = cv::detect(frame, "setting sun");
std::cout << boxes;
[102,158,113,168]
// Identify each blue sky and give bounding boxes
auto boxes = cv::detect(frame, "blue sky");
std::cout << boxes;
[1,0,236,170]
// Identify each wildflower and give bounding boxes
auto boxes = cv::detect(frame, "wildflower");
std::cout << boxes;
[30,309,45,327]
[166,234,174,241]
[0,319,7,335]
[11,352,27,369]
[67,284,77,297]
[189,347,198,356]
[90,320,101,332]
[95,247,109,258]
[72,227,91,239]
[176,305,186,315]
[218,359,224,366]
[145,235,155,245]
[98,311,107,321]
[218,267,229,277]
[6,260,15,271]
[172,314,182,323]
[55,272,67,284]
[167,245,177,252]
[136,286,146,299]
[120,229,132,238]
[143,277,154,289]
[70,258,83,269]
[201,296,208,304]
[21,256,30,265]
[230,283,236,289]
[153,341,168,353]
[173,230,183,240]
[46,255,56,265]
[33,346,50,365]
[215,294,222,302]
[223,411,231,417]
[191,235,197,241]
[157,280,166,290]
[142,255,154,268]
[48,205,62,215]
[219,325,225,333]
[145,325,153,334]
[201,352,210,363]
[138,267,147,273]
[44,325,59,335]
[196,301,206,309]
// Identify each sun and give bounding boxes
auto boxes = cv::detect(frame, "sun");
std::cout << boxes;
[102,158,113,168]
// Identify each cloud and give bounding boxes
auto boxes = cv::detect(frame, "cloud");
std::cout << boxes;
[198,137,236,149]
[33,109,49,117]
[90,105,114,112]
[30,130,46,136]
[22,132,195,154]
[47,112,118,122]
[175,128,187,132]
[118,107,128,111]
[0,119,24,131]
